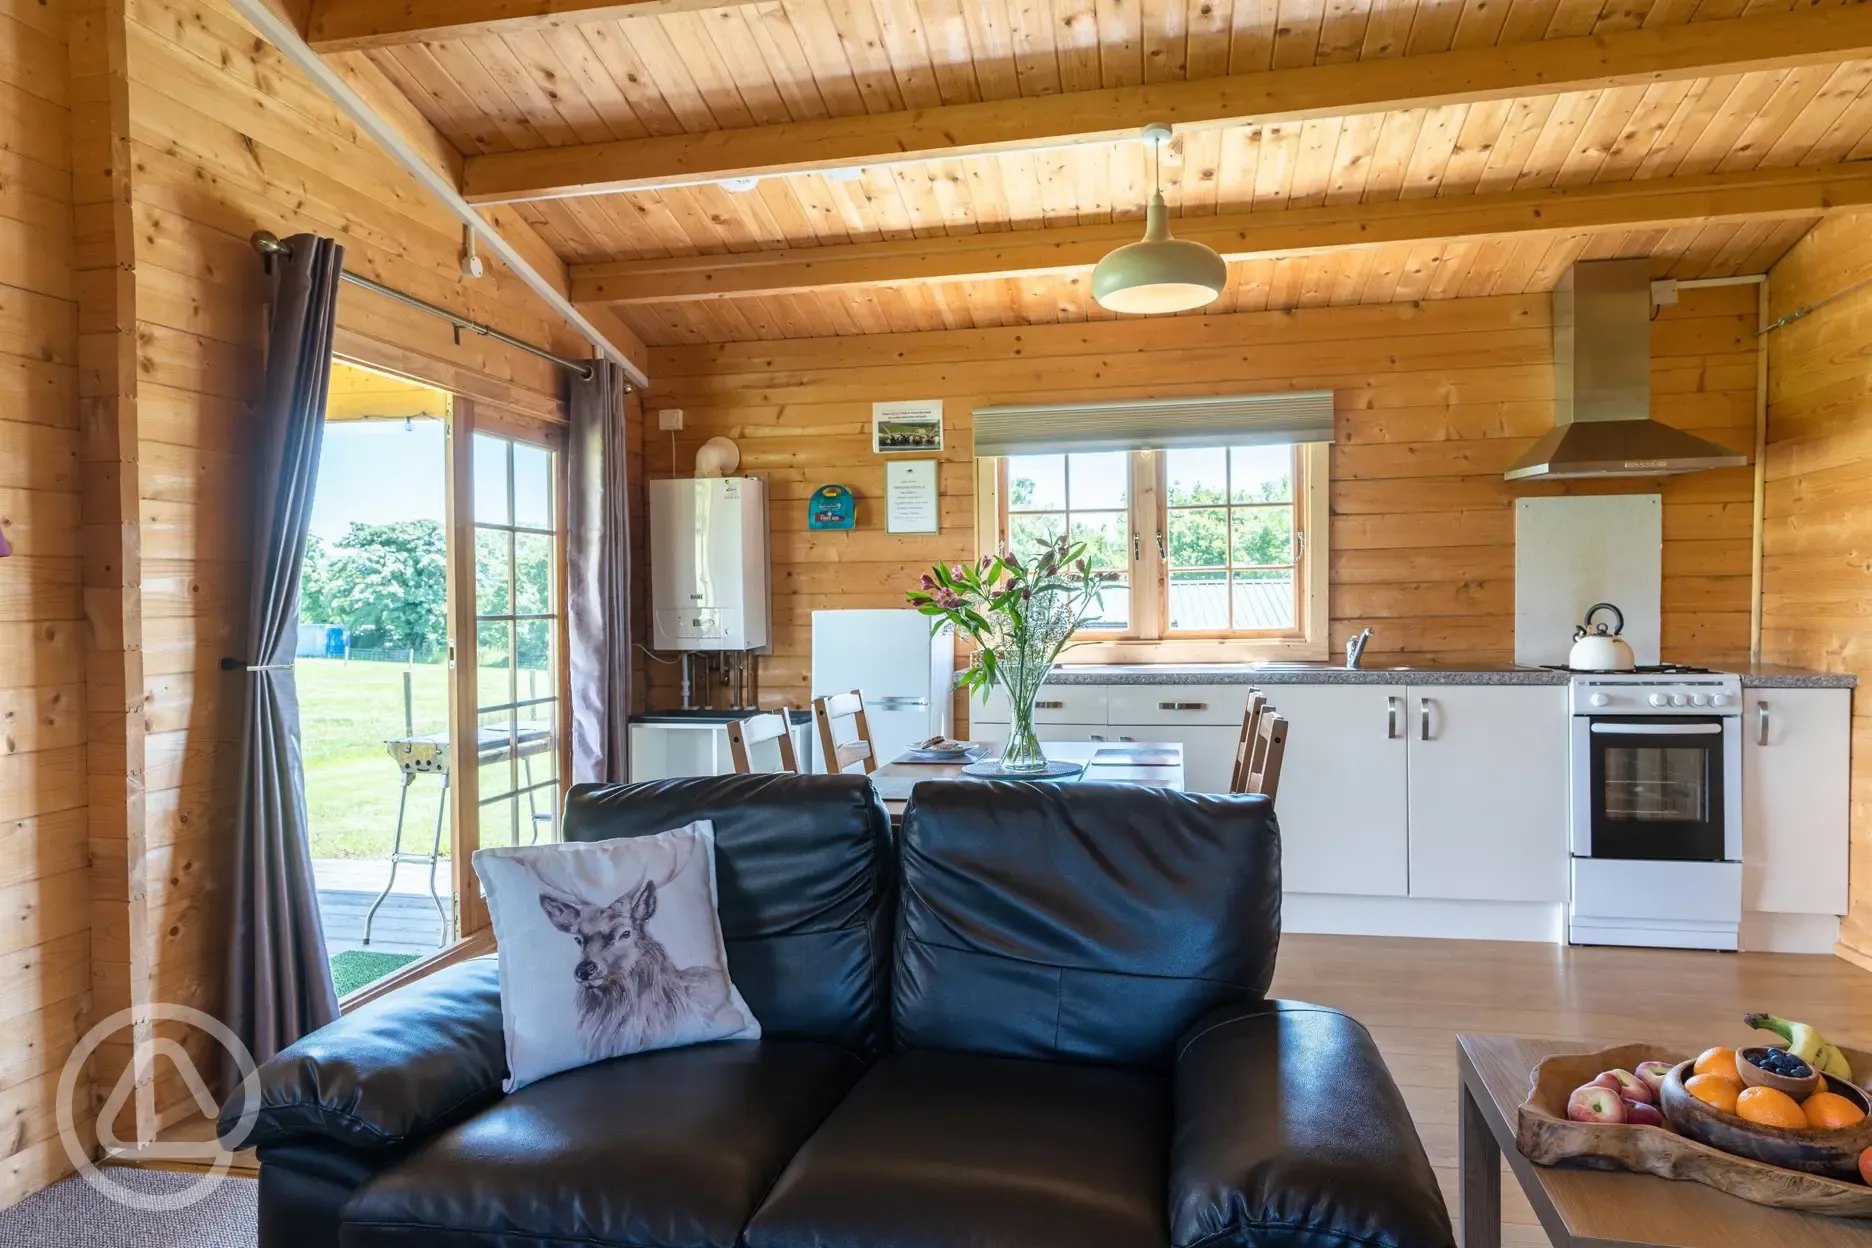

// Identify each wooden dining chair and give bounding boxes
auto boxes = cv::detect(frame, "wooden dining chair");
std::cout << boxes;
[727,709,801,774]
[812,690,877,775]
[1229,690,1269,794]
[1244,712,1289,804]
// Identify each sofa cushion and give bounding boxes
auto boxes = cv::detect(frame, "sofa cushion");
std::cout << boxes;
[563,774,894,1058]
[341,1040,864,1248]
[475,821,760,1090]
[744,1050,1169,1248]
[894,783,1280,1066]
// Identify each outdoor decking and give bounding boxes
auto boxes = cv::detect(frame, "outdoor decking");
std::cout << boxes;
[315,858,454,957]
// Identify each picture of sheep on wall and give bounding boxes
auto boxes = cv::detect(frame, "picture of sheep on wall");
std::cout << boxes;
[474,821,760,1090]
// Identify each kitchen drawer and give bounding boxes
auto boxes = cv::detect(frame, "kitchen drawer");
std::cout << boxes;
[1106,684,1249,727]
[976,683,1109,725]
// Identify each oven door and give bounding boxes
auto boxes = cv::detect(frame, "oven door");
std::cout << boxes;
[1575,717,1734,862]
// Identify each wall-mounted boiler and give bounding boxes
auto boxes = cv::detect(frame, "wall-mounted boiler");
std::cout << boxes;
[649,477,771,651]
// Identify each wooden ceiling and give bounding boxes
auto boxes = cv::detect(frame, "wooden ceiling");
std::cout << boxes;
[303,0,1872,343]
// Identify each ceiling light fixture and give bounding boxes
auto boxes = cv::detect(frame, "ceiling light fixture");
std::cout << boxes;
[1091,123,1228,315]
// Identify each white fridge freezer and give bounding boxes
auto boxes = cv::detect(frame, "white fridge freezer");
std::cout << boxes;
[811,610,956,771]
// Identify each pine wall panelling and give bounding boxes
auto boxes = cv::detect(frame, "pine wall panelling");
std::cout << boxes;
[640,286,1759,729]
[1760,210,1872,968]
[1,0,88,1206]
[34,0,585,1161]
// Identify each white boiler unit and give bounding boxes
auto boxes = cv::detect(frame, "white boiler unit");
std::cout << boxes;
[650,477,771,651]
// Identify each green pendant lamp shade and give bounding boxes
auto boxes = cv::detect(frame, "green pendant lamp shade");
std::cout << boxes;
[1092,125,1229,315]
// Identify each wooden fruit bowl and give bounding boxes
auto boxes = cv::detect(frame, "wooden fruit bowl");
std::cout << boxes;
[1516,1043,1872,1217]
[1660,1061,1872,1181]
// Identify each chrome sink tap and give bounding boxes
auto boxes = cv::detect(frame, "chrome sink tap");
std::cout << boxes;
[1345,627,1374,670]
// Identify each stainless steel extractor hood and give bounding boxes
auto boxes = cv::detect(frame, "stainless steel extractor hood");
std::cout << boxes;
[1505,258,1748,481]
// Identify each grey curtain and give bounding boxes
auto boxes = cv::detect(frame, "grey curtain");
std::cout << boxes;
[568,360,633,784]
[226,233,343,1073]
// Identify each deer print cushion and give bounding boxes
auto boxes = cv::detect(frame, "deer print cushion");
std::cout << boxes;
[473,820,760,1091]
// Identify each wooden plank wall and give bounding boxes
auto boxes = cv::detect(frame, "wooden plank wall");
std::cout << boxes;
[0,0,89,1206]
[80,0,577,1141]
[641,287,1758,725]
[1760,211,1872,969]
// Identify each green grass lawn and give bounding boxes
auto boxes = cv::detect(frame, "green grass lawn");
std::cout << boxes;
[299,657,452,860]
[298,656,561,861]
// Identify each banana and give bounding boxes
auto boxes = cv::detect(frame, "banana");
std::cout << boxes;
[1743,1012,1826,1065]
[1817,1042,1855,1082]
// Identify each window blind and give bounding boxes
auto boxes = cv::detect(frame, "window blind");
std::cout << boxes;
[972,390,1334,457]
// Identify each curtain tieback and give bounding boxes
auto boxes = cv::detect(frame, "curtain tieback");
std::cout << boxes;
[219,658,296,672]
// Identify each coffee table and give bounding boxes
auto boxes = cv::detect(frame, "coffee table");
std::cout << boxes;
[1458,1035,1872,1248]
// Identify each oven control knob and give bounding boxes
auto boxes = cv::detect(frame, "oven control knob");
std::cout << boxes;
[1690,693,1707,706]
[1670,694,1688,707]
[1649,693,1668,707]
[1710,694,1728,708]
[1590,693,1610,707]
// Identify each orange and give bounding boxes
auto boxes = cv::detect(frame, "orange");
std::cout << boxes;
[1802,1091,1866,1130]
[1736,1086,1808,1129]
[1694,1046,1741,1083]
[1685,1073,1742,1114]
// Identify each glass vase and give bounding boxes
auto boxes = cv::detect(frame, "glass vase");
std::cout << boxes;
[993,649,1052,775]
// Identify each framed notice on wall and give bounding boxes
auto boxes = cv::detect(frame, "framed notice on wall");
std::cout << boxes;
[886,460,939,534]
[873,399,943,453]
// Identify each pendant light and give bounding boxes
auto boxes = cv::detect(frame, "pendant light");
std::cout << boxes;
[1091,123,1229,314]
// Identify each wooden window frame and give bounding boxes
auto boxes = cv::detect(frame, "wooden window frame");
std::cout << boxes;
[452,405,571,940]
[976,444,1330,664]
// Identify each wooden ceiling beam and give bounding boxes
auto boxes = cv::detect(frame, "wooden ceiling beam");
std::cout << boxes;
[462,6,1872,205]
[568,162,1872,303]
[305,0,740,52]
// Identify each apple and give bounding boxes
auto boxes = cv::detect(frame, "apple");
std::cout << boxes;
[1591,1069,1655,1105]
[1623,1099,1666,1128]
[1568,1084,1628,1124]
[1634,1060,1675,1098]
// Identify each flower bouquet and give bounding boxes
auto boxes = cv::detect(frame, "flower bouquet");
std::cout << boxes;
[906,537,1109,774]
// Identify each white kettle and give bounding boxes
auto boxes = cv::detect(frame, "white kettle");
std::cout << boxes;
[1569,602,1636,671]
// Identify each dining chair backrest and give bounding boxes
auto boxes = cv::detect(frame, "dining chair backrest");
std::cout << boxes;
[1244,712,1289,805]
[727,709,801,774]
[813,690,877,775]
[1229,690,1269,794]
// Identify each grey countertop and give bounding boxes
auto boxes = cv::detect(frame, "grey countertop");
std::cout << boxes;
[1735,665,1858,689]
[1043,662,1854,689]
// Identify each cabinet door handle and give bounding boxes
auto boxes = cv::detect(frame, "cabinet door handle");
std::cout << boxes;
[1419,697,1432,742]
[1035,700,1065,710]
[1158,701,1207,711]
[1387,696,1401,739]
[1089,734,1107,742]
[1118,735,1135,742]
[1757,702,1770,747]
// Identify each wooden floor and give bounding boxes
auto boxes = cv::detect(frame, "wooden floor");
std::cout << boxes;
[1268,934,1872,1248]
[139,935,1872,1245]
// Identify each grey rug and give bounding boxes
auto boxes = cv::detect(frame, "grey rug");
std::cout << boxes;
[0,1169,256,1246]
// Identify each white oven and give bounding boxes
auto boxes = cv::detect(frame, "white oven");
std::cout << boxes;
[1564,671,1743,950]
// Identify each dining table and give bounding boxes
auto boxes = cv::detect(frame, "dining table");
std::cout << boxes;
[869,740,1185,822]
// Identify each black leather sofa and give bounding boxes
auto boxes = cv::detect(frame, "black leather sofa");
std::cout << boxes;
[225,773,1454,1248]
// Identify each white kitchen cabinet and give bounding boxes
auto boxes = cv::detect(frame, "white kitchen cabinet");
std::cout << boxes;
[1743,688,1850,916]
[1405,685,1569,903]
[1265,684,1410,897]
